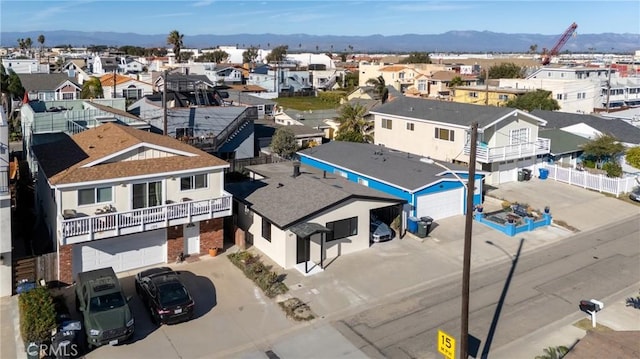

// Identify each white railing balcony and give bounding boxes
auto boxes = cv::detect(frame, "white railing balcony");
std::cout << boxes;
[464,138,551,163]
[58,193,233,243]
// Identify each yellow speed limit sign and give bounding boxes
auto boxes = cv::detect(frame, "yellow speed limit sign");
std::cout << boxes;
[437,330,456,359]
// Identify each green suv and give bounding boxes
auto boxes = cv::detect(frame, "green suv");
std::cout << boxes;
[75,267,134,348]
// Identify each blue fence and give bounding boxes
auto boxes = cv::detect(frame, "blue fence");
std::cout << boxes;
[474,213,552,237]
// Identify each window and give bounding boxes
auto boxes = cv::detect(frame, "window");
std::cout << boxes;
[382,119,393,129]
[498,94,509,101]
[435,127,455,142]
[262,218,271,242]
[418,80,427,91]
[509,128,530,145]
[358,178,369,186]
[469,92,478,98]
[180,174,208,191]
[326,217,358,242]
[78,187,112,206]
[122,87,142,100]
[62,92,74,100]
[133,181,162,209]
[334,169,347,178]
[556,93,563,100]
[406,122,414,131]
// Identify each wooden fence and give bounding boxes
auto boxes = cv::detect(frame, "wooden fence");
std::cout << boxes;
[13,253,58,293]
[227,154,286,174]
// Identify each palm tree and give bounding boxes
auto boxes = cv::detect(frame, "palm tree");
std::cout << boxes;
[167,30,184,63]
[37,34,45,59]
[535,346,569,359]
[366,75,389,103]
[335,103,373,143]
[449,76,464,88]
[25,38,33,56]
[80,76,104,99]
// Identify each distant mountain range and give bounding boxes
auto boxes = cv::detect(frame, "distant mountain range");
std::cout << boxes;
[1,30,638,53]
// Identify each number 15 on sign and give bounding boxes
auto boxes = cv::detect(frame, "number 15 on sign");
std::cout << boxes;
[437,330,456,359]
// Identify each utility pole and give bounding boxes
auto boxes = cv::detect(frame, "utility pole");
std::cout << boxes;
[605,60,613,113]
[460,121,478,359]
[163,69,168,136]
[484,68,489,106]
[112,69,116,99]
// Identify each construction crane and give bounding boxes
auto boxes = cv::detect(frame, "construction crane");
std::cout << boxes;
[541,22,578,65]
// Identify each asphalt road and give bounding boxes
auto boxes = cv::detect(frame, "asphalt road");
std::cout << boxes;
[334,214,640,359]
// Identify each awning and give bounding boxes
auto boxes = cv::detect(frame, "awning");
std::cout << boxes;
[289,222,331,238]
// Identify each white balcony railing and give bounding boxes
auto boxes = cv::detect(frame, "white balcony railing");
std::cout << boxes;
[59,195,232,241]
[464,138,551,163]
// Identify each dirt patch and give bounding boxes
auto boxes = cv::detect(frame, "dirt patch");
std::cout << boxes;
[573,318,614,332]
[278,297,315,321]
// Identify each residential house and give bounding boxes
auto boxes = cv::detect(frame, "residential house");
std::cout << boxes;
[154,73,229,106]
[357,62,447,89]
[224,89,275,119]
[226,161,406,273]
[254,120,324,153]
[204,65,244,85]
[117,56,145,74]
[538,128,588,167]
[274,108,338,139]
[0,107,12,296]
[370,96,550,185]
[20,98,149,175]
[99,73,154,100]
[18,73,81,102]
[298,141,484,223]
[424,71,479,99]
[1,58,49,74]
[532,109,640,174]
[31,123,232,283]
[452,85,529,106]
[92,55,119,75]
[61,59,92,85]
[247,66,312,94]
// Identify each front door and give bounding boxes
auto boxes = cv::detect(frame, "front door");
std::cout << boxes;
[296,235,310,264]
[184,222,200,255]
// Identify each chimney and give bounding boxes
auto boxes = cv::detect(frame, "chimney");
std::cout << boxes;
[293,161,301,178]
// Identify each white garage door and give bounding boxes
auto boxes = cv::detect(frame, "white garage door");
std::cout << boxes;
[498,161,518,184]
[73,229,167,277]
[416,188,464,220]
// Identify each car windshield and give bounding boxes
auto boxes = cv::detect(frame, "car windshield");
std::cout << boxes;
[158,282,189,307]
[89,292,125,312]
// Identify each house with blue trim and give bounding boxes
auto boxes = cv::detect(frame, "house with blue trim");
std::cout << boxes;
[298,141,485,224]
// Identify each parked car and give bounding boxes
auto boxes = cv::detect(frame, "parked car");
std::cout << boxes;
[370,219,393,242]
[630,187,640,202]
[135,267,194,325]
[75,267,134,349]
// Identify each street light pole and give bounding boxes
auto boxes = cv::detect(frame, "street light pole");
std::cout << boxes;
[461,121,478,359]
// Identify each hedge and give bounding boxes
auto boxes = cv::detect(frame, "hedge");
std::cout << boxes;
[19,286,56,345]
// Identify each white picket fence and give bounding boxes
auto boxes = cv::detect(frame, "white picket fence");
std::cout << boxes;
[541,163,639,197]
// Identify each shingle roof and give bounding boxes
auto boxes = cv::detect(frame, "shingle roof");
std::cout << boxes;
[298,141,470,192]
[86,102,142,121]
[99,73,151,86]
[370,96,520,128]
[283,108,339,129]
[32,123,228,185]
[539,128,589,155]
[254,120,324,139]
[532,109,640,145]
[17,73,79,91]
[225,162,404,228]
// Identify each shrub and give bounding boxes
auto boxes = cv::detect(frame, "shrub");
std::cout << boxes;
[19,286,56,345]
[501,200,511,210]
[602,161,622,178]
[228,251,288,298]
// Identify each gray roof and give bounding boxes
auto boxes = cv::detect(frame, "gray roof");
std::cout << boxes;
[298,141,470,192]
[226,92,276,106]
[284,108,339,129]
[17,73,79,91]
[539,129,589,155]
[370,96,524,128]
[532,109,640,145]
[153,106,248,137]
[225,162,405,228]
[254,120,324,139]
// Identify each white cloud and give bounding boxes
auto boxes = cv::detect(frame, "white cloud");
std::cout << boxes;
[193,0,214,7]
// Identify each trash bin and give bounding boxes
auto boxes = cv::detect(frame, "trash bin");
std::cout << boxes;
[539,168,549,180]
[420,216,434,236]
[522,168,532,181]
[517,170,524,182]
[416,220,428,238]
[408,216,419,234]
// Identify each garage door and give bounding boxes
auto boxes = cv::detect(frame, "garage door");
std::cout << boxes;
[73,229,167,277]
[416,188,464,220]
[498,161,518,184]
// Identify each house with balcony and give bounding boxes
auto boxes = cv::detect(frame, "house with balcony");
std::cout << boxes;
[31,123,232,284]
[370,96,550,185]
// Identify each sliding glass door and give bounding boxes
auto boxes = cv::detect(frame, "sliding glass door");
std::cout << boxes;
[133,181,162,209]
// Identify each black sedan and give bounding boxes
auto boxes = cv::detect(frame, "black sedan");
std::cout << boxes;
[134,267,194,325]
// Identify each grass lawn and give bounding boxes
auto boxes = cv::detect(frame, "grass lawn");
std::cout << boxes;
[572,318,614,332]
[276,94,344,111]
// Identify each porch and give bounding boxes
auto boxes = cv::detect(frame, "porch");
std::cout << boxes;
[59,194,232,244]
[464,138,550,163]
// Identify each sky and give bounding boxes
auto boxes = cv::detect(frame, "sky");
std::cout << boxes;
[1,0,639,37]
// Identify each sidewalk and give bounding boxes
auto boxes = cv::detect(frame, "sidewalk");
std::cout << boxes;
[490,284,640,359]
[0,295,26,359]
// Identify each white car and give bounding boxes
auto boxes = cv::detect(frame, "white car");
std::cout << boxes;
[370,220,393,242]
